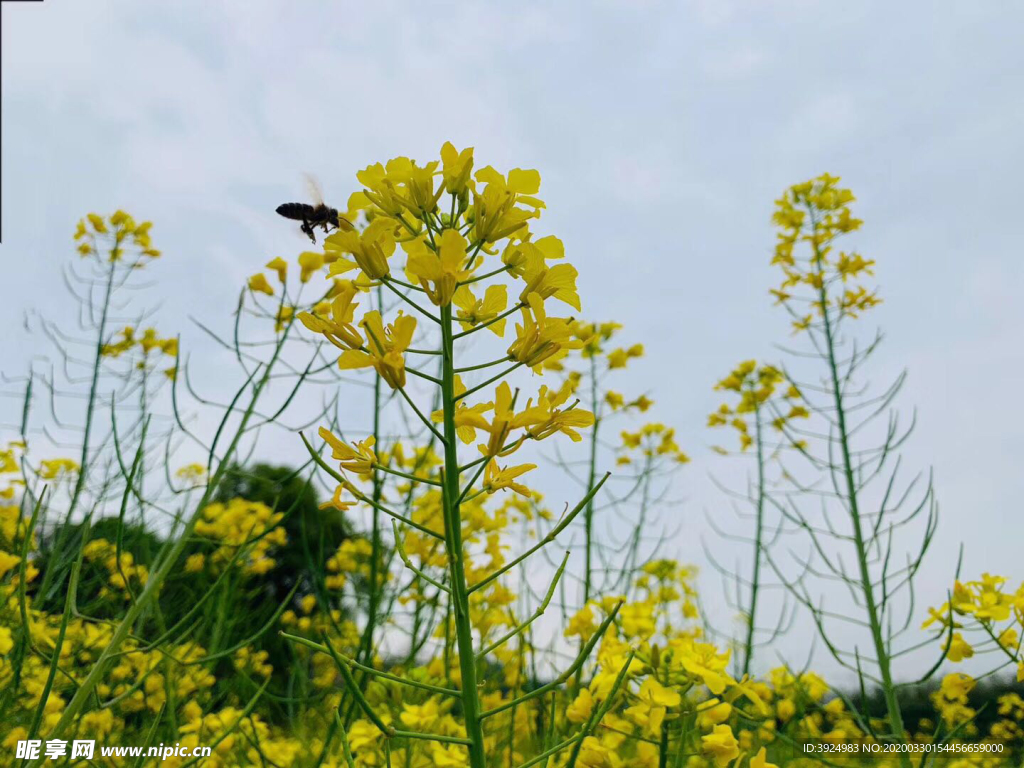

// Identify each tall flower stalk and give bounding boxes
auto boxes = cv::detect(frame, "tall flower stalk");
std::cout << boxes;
[766,175,937,762]
[295,144,634,767]
[706,360,804,677]
[545,323,687,611]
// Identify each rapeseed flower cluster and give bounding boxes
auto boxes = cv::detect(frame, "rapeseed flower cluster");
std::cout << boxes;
[708,361,806,454]
[74,210,160,263]
[770,174,879,333]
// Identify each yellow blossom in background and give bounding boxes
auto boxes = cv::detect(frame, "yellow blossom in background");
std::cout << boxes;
[176,463,206,486]
[702,724,740,766]
[708,359,806,454]
[298,250,325,282]
[566,689,594,723]
[75,211,160,261]
[193,498,286,576]
[274,304,294,332]
[248,272,274,295]
[38,458,80,479]
[751,746,778,768]
[266,256,288,282]
[771,174,879,333]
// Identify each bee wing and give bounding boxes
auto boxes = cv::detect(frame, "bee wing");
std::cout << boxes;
[303,173,325,207]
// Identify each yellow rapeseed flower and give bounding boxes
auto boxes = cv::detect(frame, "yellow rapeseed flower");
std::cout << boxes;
[338,310,416,389]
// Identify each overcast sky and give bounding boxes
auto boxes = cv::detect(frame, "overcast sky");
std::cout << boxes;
[2,1,1022,681]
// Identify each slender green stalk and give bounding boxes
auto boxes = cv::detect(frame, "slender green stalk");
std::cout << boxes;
[300,433,444,541]
[563,648,635,768]
[574,360,601,698]
[477,551,569,660]
[337,711,357,768]
[457,263,512,287]
[67,257,116,514]
[282,632,460,697]
[375,462,442,487]
[583,354,600,604]
[483,603,621,720]
[381,277,440,324]
[350,328,386,715]
[324,633,394,736]
[740,397,766,678]
[469,474,609,595]
[44,322,293,745]
[3,488,47,720]
[453,302,524,340]
[36,257,116,603]
[439,301,488,767]
[394,520,451,594]
[455,356,513,374]
[133,703,166,768]
[812,238,909,762]
[455,362,523,402]
[26,519,78,742]
[176,678,270,768]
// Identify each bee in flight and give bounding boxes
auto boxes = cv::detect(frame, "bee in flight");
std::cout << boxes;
[276,174,352,243]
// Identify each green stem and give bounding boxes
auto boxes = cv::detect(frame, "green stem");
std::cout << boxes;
[375,462,442,487]
[458,263,511,287]
[381,277,441,324]
[813,235,909,762]
[354,344,385,681]
[741,398,766,678]
[439,301,488,768]
[301,434,444,541]
[37,258,116,603]
[455,362,524,402]
[282,632,460,697]
[45,320,293,745]
[468,474,609,595]
[393,520,451,594]
[583,355,600,605]
[455,356,512,374]
[453,302,524,341]
[476,551,568,660]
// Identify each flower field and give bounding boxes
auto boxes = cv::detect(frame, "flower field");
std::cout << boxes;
[1,148,1020,768]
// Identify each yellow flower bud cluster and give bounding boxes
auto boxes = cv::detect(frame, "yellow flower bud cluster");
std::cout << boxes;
[74,210,160,262]
[771,174,880,333]
[708,360,807,453]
